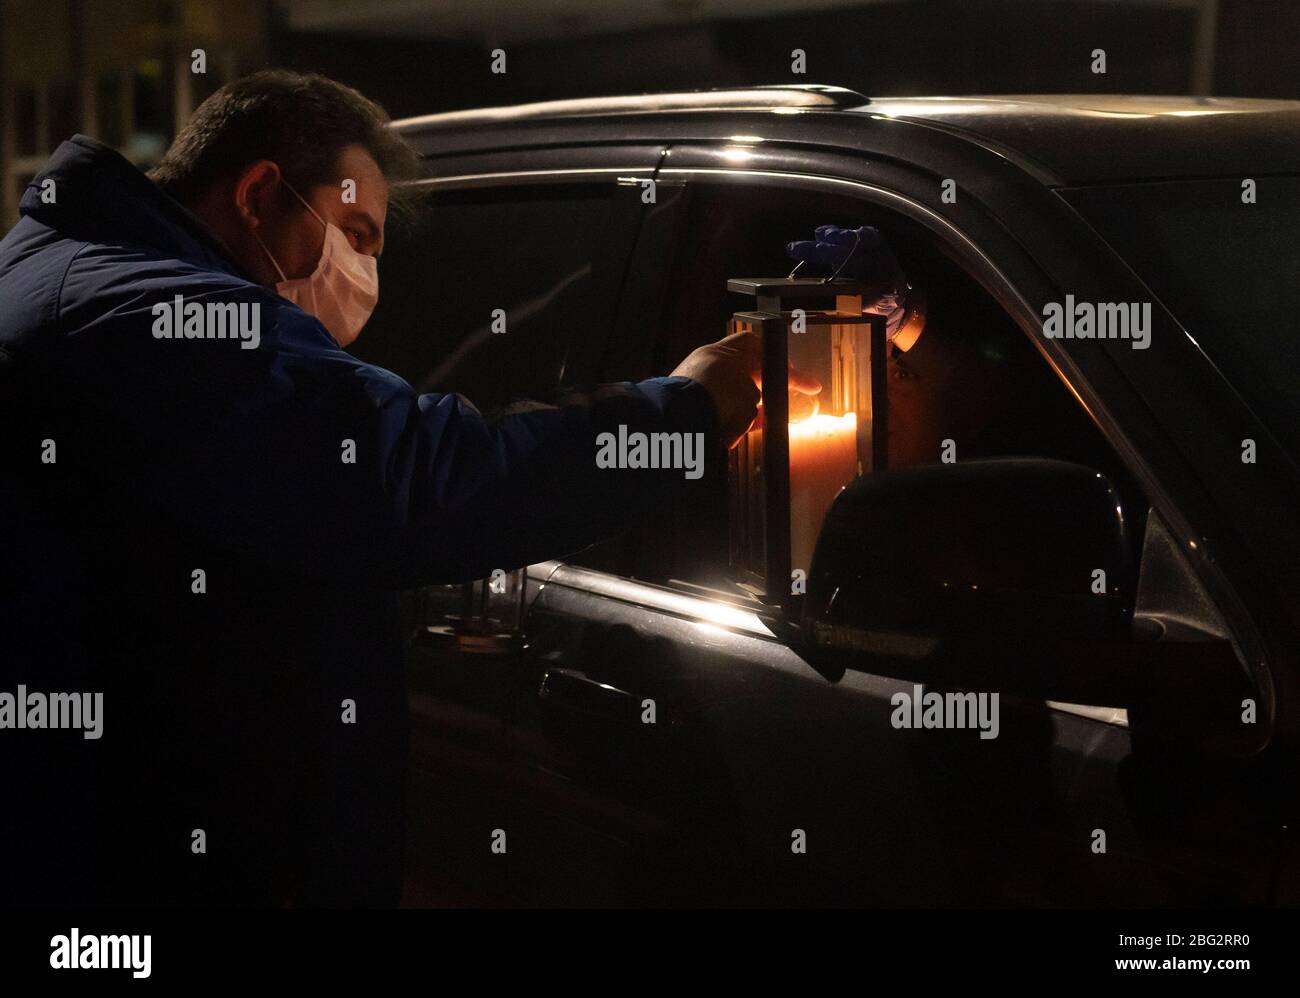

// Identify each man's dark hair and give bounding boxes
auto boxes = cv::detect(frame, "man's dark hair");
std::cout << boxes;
[149,69,421,207]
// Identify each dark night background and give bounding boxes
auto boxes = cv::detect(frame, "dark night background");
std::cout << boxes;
[1,0,1298,229]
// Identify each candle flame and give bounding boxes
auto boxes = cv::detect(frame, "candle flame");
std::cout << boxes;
[787,411,857,441]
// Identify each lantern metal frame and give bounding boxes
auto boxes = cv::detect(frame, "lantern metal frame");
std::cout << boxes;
[726,277,889,608]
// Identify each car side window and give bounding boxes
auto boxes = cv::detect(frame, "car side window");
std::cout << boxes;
[1061,177,1300,466]
[356,181,644,414]
[570,180,1146,594]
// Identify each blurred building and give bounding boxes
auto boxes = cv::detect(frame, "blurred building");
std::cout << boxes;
[3,0,1298,231]
[0,0,266,227]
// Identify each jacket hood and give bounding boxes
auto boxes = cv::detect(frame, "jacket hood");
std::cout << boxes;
[19,134,247,280]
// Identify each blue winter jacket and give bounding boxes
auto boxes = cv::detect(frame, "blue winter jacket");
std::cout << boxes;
[0,136,718,906]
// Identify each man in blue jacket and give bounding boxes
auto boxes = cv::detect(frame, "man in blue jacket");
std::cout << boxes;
[0,71,762,907]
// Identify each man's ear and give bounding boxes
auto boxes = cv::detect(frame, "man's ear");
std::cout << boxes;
[234,160,284,229]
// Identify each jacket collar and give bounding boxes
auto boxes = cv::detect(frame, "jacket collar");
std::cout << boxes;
[20,134,252,281]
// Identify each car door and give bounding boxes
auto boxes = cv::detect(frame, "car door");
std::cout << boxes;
[355,149,660,904]
[499,140,1288,906]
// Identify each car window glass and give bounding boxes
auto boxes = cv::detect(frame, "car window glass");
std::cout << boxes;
[1060,177,1300,464]
[356,182,640,414]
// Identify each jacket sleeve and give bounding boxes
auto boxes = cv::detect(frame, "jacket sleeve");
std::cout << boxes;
[151,307,722,588]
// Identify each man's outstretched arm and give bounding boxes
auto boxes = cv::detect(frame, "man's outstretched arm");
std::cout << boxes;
[148,310,760,588]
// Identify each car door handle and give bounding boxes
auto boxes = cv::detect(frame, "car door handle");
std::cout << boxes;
[538,668,640,722]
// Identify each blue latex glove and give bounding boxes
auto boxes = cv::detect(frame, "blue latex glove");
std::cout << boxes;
[785,224,909,339]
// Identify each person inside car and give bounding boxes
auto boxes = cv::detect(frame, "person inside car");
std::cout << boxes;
[787,224,1134,488]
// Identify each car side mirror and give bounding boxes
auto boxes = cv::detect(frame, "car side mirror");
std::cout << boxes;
[806,458,1132,644]
[799,456,1252,746]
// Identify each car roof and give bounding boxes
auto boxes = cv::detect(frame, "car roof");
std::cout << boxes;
[393,88,1300,186]
[869,94,1300,184]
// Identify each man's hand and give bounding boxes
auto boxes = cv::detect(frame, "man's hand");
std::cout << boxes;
[671,332,821,449]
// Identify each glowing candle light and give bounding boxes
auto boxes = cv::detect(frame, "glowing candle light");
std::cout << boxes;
[725,279,880,599]
[787,410,859,574]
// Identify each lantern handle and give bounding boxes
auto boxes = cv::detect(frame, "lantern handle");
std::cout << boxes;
[824,227,862,283]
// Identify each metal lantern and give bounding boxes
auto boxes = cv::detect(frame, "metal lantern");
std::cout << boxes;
[727,277,889,606]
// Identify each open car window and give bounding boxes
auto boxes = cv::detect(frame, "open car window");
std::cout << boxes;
[568,181,1146,595]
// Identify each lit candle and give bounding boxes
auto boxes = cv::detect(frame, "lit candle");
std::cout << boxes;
[787,411,859,575]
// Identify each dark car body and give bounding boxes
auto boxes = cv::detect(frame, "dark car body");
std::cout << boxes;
[371,88,1300,906]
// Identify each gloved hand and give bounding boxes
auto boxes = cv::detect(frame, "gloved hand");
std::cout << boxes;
[785,224,909,339]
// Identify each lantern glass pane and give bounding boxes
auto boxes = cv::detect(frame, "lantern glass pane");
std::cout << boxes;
[729,294,876,598]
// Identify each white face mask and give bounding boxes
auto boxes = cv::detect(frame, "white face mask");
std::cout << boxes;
[253,179,378,347]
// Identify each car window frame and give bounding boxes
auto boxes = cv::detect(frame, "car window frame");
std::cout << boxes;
[406,148,1276,744]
